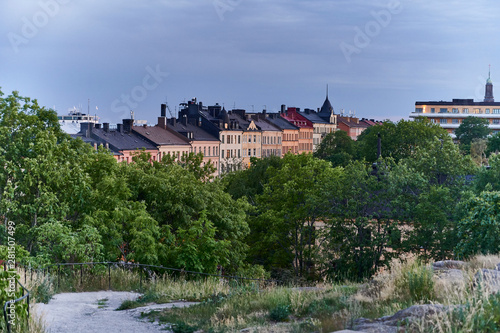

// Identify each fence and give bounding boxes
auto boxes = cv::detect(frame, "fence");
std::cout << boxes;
[2,263,30,333]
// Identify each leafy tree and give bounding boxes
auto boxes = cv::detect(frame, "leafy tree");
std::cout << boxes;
[486,132,500,156]
[162,152,216,182]
[455,116,491,153]
[323,159,401,281]
[313,131,354,167]
[470,138,488,166]
[356,118,449,163]
[455,191,500,258]
[254,154,341,278]
[474,153,500,192]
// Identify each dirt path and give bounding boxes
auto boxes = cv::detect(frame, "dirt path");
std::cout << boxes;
[34,291,197,333]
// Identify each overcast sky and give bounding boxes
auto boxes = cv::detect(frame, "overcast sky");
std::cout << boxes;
[1,0,500,124]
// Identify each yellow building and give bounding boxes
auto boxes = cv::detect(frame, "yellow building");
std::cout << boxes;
[411,71,500,137]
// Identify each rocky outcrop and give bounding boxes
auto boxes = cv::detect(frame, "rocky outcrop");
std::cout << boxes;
[432,260,466,270]
[474,269,500,293]
[352,304,450,333]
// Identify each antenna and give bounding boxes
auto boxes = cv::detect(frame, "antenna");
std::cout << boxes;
[326,84,329,98]
[165,96,174,118]
[130,110,134,119]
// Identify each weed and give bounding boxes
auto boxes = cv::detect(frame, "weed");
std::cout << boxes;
[269,304,291,322]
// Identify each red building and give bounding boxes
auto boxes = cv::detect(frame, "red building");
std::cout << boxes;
[280,107,314,154]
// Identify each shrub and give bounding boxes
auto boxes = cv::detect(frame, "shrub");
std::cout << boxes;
[269,304,291,322]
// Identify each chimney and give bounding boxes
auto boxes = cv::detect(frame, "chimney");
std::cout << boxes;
[103,123,110,132]
[95,123,101,129]
[80,122,94,138]
[182,115,188,126]
[158,117,167,129]
[281,104,286,114]
[117,124,123,133]
[161,104,167,117]
[123,119,133,133]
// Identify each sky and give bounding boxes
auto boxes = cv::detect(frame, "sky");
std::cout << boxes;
[1,0,500,124]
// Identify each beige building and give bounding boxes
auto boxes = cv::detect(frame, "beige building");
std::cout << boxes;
[411,72,500,137]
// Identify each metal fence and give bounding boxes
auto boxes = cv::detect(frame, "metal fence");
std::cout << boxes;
[1,274,29,333]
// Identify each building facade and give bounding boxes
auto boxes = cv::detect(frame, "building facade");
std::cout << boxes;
[411,71,500,137]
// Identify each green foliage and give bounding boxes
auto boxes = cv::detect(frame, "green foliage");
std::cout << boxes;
[0,271,29,330]
[356,117,449,163]
[313,131,354,167]
[162,151,216,182]
[455,191,500,258]
[486,132,500,156]
[395,261,435,303]
[474,153,500,193]
[166,210,231,274]
[455,116,491,153]
[269,304,291,322]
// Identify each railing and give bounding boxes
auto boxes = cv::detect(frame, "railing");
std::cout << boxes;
[2,278,29,333]
[16,261,278,291]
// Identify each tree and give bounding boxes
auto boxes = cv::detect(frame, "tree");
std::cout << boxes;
[313,131,354,167]
[356,118,449,163]
[252,154,341,278]
[323,159,401,281]
[455,116,490,153]
[455,191,500,258]
[486,132,500,156]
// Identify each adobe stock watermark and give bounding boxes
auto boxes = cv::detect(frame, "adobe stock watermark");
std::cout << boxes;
[340,0,402,64]
[7,0,72,54]
[111,65,169,118]
[213,0,242,21]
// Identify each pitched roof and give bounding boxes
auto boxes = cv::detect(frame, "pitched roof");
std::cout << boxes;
[265,114,299,130]
[168,120,219,142]
[90,128,158,151]
[132,125,190,146]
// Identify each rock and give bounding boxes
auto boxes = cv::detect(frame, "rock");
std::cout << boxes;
[496,262,500,271]
[353,304,449,333]
[435,268,465,284]
[432,260,466,270]
[474,269,500,293]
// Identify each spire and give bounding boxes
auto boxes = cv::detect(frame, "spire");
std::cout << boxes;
[485,66,494,102]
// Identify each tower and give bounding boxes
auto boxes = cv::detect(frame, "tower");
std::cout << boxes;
[484,66,494,102]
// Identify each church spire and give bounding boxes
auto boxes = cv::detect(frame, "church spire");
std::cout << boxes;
[485,66,494,102]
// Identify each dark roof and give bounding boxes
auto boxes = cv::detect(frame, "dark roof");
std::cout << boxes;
[168,121,219,142]
[90,128,158,151]
[416,99,500,106]
[338,117,369,128]
[252,117,281,131]
[299,110,329,124]
[318,96,334,116]
[265,114,299,130]
[132,125,190,146]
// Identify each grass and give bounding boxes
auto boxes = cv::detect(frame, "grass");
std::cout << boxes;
[14,254,500,332]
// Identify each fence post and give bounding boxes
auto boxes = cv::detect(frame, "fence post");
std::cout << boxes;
[140,267,142,289]
[108,263,111,290]
[58,265,61,290]
[80,265,83,286]
[24,267,26,284]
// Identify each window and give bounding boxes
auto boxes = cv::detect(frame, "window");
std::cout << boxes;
[204,147,206,156]
[238,149,241,158]
[431,108,435,113]
[440,119,447,124]
[248,149,251,156]
[253,135,256,143]
[238,136,240,144]
[439,108,448,113]
[221,150,224,158]
[430,119,437,123]
[494,109,500,114]
[486,109,491,114]
[253,148,256,156]
[208,147,211,156]
[452,119,459,124]
[452,108,459,113]
[463,108,469,114]
[473,108,482,114]
[493,119,500,124]
[415,108,423,113]
[221,135,224,143]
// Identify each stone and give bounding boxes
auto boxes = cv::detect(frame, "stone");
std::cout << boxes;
[432,260,466,270]
[474,269,500,293]
[353,304,449,333]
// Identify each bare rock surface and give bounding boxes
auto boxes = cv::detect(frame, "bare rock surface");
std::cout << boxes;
[353,304,449,333]
[474,269,500,293]
[432,260,466,270]
[34,291,196,333]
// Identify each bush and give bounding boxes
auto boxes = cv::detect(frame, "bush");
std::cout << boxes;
[269,304,291,322]
[395,260,435,303]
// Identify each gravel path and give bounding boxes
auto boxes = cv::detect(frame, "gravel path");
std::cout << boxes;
[34,291,197,333]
